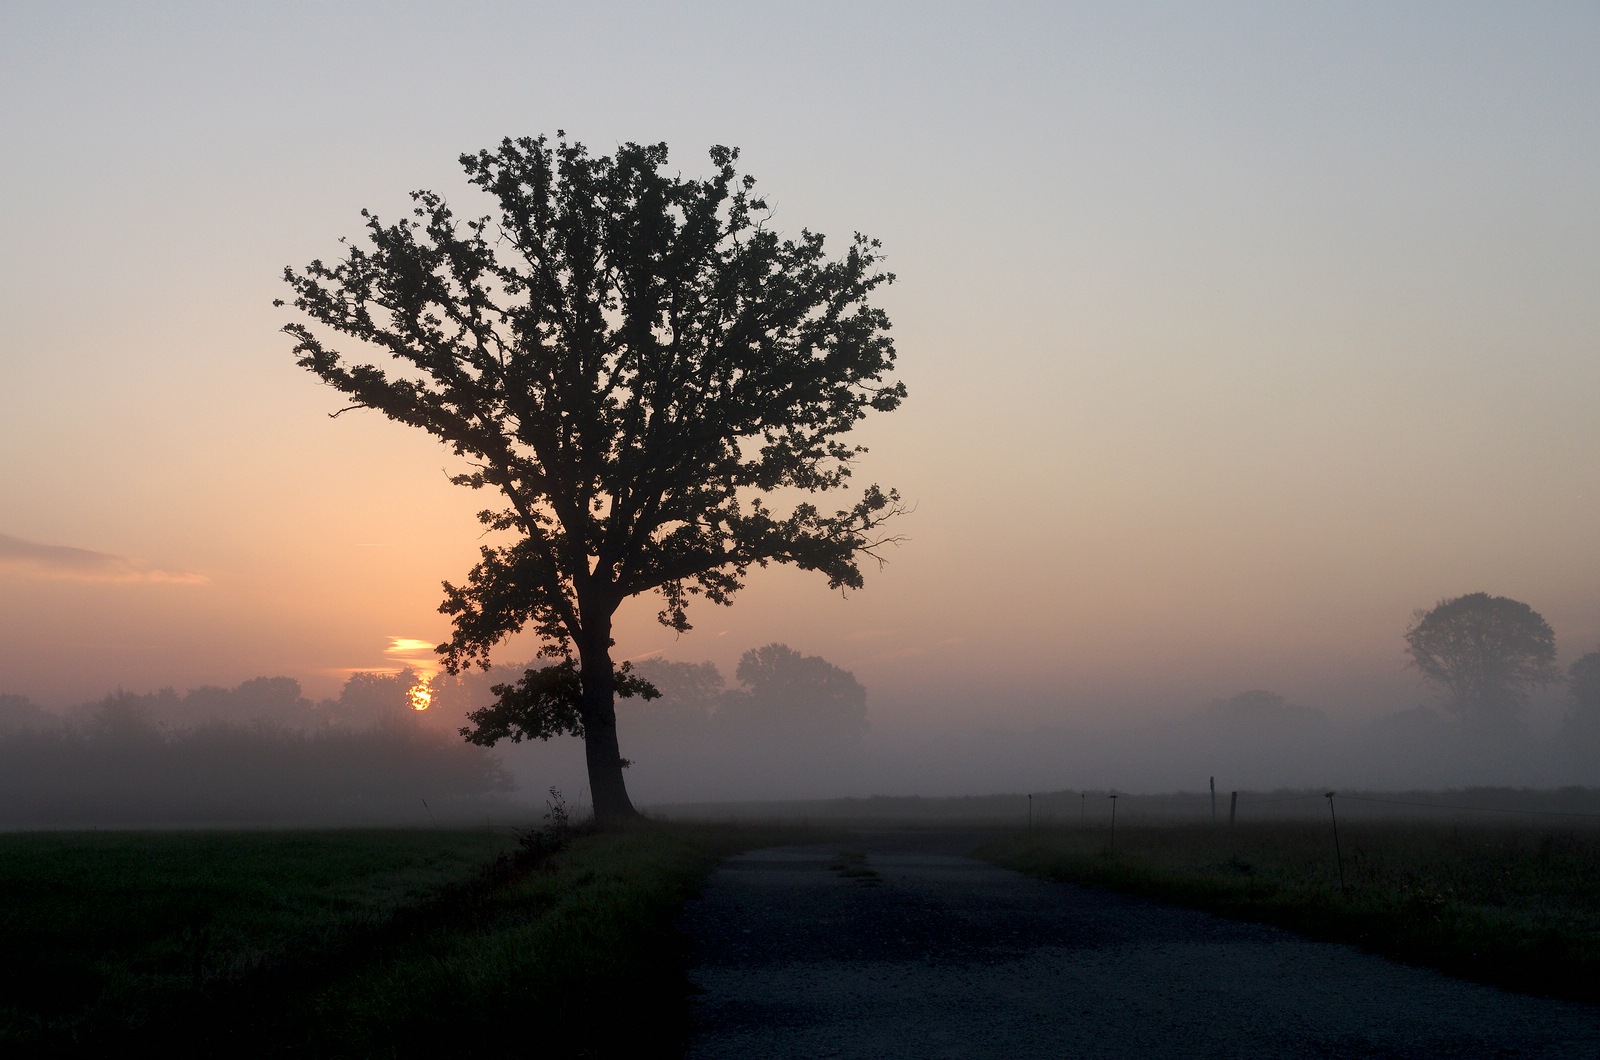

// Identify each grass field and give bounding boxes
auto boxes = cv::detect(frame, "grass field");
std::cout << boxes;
[978,819,1600,1006]
[1,820,824,1058]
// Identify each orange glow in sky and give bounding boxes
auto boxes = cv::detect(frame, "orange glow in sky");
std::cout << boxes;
[1,4,1597,740]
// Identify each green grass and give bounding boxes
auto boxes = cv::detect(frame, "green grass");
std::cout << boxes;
[1,821,828,1058]
[0,828,519,1050]
[978,820,1600,1005]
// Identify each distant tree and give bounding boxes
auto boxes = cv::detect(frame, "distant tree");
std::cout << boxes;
[228,676,315,726]
[1565,649,1600,737]
[1570,650,1600,712]
[334,670,426,726]
[280,134,905,822]
[718,643,868,738]
[0,694,55,733]
[624,659,725,723]
[1200,690,1326,727]
[78,690,165,742]
[174,677,316,729]
[1404,593,1559,726]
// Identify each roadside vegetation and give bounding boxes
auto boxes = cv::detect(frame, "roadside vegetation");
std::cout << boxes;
[1,819,827,1057]
[979,819,1600,1005]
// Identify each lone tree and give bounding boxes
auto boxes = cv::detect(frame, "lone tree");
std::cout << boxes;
[278,135,905,823]
[1404,592,1558,726]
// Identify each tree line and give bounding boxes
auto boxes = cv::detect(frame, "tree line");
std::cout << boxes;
[450,642,867,752]
[0,642,868,826]
[0,674,510,828]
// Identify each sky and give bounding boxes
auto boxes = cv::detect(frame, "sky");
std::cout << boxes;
[3,2,1598,747]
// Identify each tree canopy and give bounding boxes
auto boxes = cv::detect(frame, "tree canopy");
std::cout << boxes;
[1403,592,1558,725]
[1569,650,1600,717]
[719,642,869,737]
[278,134,906,821]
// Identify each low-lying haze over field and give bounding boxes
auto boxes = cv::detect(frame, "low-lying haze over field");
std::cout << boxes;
[6,634,1599,826]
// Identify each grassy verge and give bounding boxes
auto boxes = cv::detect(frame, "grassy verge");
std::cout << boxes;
[2,821,826,1058]
[978,821,1600,1006]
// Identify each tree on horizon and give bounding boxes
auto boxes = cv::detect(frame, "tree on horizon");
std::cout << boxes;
[1404,592,1558,730]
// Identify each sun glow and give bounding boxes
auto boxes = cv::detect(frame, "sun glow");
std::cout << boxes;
[407,676,433,711]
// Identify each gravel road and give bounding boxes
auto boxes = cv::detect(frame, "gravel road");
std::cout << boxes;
[679,830,1600,1059]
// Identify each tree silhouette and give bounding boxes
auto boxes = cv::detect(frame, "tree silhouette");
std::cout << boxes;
[1404,592,1558,727]
[336,670,421,726]
[624,659,726,724]
[0,694,55,734]
[718,643,868,738]
[279,135,905,822]
[1565,649,1600,749]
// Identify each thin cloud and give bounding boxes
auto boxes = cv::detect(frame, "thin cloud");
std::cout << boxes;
[384,636,441,681]
[0,533,209,585]
[858,645,929,664]
[619,648,665,664]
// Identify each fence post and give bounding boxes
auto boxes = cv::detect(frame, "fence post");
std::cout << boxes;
[1108,793,1118,856]
[1325,791,1345,891]
[1229,790,1237,826]
[1210,776,1216,824]
[1028,793,1033,832]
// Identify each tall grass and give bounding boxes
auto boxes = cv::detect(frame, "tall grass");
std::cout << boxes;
[979,820,1600,1004]
[267,824,783,1058]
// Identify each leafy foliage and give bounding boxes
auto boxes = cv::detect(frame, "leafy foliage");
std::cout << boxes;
[1403,592,1558,723]
[278,134,906,819]
[278,133,904,666]
[459,660,658,745]
[719,642,869,736]
[1569,650,1600,716]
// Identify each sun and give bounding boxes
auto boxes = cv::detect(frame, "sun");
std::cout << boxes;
[407,676,433,712]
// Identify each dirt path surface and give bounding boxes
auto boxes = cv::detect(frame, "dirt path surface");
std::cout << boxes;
[680,830,1600,1059]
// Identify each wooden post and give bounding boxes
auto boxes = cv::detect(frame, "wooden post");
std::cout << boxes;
[1229,790,1238,826]
[1325,791,1345,891]
[1210,776,1216,824]
[1028,793,1033,832]
[1108,793,1118,856]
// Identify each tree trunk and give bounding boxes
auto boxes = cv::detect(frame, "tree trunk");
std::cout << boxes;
[576,626,641,826]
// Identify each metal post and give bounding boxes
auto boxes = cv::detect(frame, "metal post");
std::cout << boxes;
[1229,791,1237,826]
